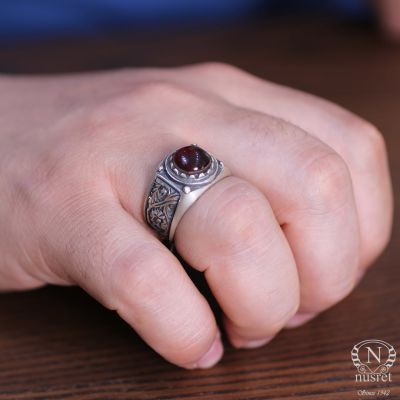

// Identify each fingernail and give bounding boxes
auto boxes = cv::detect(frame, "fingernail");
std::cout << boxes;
[232,336,273,349]
[285,312,316,329]
[241,337,272,349]
[195,332,224,369]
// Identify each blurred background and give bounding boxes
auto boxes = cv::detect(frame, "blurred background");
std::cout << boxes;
[0,0,397,45]
[0,0,399,130]
[1,1,400,399]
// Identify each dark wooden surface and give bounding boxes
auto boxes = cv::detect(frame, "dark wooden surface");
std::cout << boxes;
[0,19,399,400]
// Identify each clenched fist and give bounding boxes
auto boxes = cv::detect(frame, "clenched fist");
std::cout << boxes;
[0,63,393,369]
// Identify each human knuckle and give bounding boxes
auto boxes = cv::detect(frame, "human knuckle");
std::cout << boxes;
[8,150,68,219]
[230,297,298,337]
[110,245,168,304]
[134,80,184,98]
[302,151,351,213]
[82,97,132,138]
[170,330,216,365]
[268,295,300,332]
[312,276,354,311]
[255,308,296,336]
[357,121,387,168]
[68,102,119,143]
[232,111,301,151]
[337,113,387,169]
[85,80,197,129]
[130,80,204,107]
[191,61,244,77]
[219,181,265,242]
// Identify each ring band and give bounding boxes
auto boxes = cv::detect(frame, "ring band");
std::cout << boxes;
[144,144,230,242]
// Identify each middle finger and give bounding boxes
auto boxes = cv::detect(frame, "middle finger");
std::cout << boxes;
[175,176,300,347]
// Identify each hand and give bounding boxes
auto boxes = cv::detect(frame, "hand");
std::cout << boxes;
[0,64,392,369]
[375,0,400,39]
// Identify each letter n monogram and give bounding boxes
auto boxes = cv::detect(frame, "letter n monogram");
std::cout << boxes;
[366,346,382,364]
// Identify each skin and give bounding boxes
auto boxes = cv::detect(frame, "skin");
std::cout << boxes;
[0,64,393,369]
[375,0,400,39]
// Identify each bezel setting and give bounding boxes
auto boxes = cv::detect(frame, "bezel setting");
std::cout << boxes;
[145,144,229,243]
[164,146,220,186]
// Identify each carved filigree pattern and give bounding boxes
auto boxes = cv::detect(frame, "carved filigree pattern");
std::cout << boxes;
[145,177,180,238]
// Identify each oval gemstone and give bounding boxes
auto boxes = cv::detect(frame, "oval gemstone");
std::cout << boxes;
[173,145,211,174]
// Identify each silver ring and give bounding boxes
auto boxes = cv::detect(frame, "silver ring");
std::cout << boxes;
[144,144,230,242]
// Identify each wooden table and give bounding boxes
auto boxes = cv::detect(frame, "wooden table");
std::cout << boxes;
[0,19,399,400]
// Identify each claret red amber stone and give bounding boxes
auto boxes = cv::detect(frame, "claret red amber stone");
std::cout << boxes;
[173,145,211,174]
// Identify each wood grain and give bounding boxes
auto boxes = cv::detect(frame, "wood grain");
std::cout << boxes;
[0,18,399,400]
